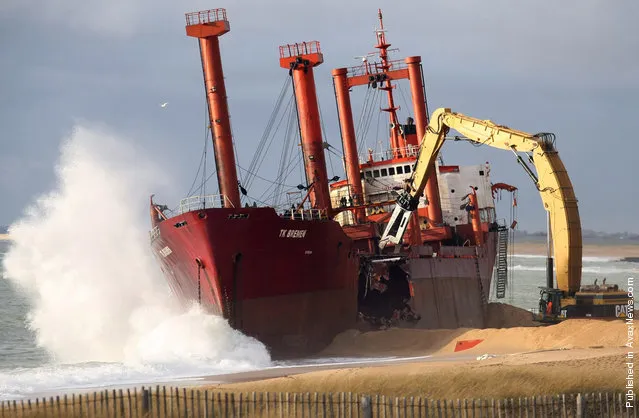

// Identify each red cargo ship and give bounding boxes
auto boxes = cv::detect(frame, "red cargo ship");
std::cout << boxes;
[149,8,516,358]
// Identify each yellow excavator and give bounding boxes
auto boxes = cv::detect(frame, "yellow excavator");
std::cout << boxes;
[380,107,630,323]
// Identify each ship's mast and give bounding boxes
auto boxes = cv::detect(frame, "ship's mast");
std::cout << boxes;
[332,9,443,226]
[185,9,241,209]
[279,42,332,213]
[374,9,404,158]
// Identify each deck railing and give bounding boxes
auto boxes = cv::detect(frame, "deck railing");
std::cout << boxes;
[359,144,420,164]
[279,208,328,221]
[178,194,235,214]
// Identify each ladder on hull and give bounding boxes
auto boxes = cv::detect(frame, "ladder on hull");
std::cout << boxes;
[495,226,509,299]
[474,247,488,307]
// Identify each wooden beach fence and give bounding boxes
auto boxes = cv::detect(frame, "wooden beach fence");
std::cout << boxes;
[0,387,635,417]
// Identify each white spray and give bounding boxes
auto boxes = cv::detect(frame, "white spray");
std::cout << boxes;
[2,124,271,369]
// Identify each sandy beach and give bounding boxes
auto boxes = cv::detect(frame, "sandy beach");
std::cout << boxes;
[200,307,634,399]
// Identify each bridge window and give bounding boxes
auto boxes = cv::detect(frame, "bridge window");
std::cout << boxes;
[365,171,372,178]
[396,166,403,174]
[404,165,411,173]
[373,169,380,178]
[479,170,485,176]
[388,167,395,175]
[381,168,388,177]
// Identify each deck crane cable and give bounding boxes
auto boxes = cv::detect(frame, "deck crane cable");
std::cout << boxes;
[236,164,297,190]
[354,87,373,142]
[185,107,210,199]
[257,109,302,205]
[255,108,304,206]
[247,94,295,190]
[244,76,292,191]
[317,102,337,178]
[356,88,379,150]
[359,91,382,153]
[240,95,296,200]
[199,122,208,200]
[357,89,381,152]
[168,96,215,215]
[273,104,300,206]
[397,83,411,118]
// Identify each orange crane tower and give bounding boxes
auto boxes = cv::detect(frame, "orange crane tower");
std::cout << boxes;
[279,42,332,212]
[185,9,240,208]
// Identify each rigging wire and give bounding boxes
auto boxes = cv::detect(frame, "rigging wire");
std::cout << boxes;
[273,107,299,207]
[245,95,295,192]
[397,82,411,116]
[244,76,292,191]
[317,101,338,178]
[354,87,372,141]
[362,90,381,149]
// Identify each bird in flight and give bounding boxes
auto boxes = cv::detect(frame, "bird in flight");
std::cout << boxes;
[160,102,169,108]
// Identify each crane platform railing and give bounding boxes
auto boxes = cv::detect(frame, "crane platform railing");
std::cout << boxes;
[279,41,322,59]
[185,8,227,26]
[347,59,408,78]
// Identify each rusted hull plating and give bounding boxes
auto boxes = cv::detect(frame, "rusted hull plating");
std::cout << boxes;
[408,232,497,329]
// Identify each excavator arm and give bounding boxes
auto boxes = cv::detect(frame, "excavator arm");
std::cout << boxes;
[379,108,582,294]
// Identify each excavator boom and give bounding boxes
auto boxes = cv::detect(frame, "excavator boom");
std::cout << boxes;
[380,108,582,294]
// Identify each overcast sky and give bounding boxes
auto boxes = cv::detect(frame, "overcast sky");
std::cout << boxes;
[1,0,637,233]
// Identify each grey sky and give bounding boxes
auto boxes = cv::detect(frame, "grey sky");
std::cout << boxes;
[1,0,637,233]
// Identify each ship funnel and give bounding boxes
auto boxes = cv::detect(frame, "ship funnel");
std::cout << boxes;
[185,9,241,209]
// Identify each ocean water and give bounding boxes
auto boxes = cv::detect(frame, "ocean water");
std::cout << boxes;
[0,126,272,401]
[494,253,637,311]
[0,125,637,401]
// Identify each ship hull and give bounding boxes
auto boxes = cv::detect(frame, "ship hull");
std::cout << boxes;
[407,231,497,329]
[150,206,359,358]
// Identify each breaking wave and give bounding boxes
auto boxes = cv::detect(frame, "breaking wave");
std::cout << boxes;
[0,124,271,398]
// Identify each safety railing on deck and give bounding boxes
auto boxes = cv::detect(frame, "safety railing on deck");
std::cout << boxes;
[178,194,235,214]
[347,58,408,78]
[279,41,321,59]
[359,144,420,164]
[331,193,368,208]
[185,8,227,26]
[279,208,328,221]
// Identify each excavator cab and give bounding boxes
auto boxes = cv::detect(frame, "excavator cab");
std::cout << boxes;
[534,288,566,323]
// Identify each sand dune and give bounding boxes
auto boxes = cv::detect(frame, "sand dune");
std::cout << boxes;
[203,313,634,398]
[321,316,627,358]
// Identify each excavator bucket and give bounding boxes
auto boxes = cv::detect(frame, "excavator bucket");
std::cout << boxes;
[379,205,413,249]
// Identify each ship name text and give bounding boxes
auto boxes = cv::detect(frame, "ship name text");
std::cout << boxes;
[279,229,307,238]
